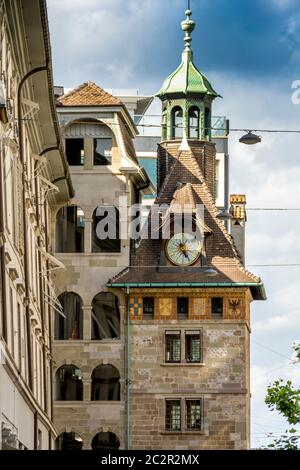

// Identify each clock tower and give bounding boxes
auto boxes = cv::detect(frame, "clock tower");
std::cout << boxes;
[108,6,266,450]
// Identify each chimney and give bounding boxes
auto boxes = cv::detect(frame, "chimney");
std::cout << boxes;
[230,194,247,265]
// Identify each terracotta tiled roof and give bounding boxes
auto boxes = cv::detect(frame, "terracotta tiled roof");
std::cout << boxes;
[57,81,122,106]
[109,144,263,296]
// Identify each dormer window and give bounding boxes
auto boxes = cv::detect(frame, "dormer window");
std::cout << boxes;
[94,138,112,165]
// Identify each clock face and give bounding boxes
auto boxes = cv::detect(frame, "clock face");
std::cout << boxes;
[166,232,201,266]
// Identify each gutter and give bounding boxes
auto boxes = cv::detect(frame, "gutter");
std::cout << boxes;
[34,161,48,414]
[107,282,267,300]
[39,0,74,199]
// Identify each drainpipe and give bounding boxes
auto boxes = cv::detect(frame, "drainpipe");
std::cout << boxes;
[34,162,48,413]
[43,198,54,422]
[125,286,131,449]
[0,140,7,341]
[18,65,49,391]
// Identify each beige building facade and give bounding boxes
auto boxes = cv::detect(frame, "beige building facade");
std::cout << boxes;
[51,82,154,450]
[0,0,73,450]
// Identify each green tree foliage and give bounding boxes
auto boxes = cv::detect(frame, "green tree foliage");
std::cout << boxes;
[263,343,300,450]
[265,380,300,425]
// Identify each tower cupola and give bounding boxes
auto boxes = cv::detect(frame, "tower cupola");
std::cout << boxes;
[157,7,220,142]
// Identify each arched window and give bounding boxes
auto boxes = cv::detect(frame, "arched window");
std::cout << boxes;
[56,432,83,451]
[55,292,83,340]
[56,205,85,253]
[171,107,183,139]
[91,432,120,451]
[91,364,120,401]
[91,292,120,340]
[55,365,83,401]
[205,107,211,139]
[92,206,120,253]
[188,106,200,139]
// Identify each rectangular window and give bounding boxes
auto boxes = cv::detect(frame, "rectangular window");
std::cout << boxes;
[143,297,154,319]
[211,297,223,319]
[166,400,181,431]
[186,399,202,431]
[94,138,112,165]
[185,331,201,363]
[177,297,189,320]
[65,138,84,166]
[165,331,181,363]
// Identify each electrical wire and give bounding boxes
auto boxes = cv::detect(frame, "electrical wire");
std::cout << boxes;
[19,116,300,135]
[247,208,300,211]
[251,340,293,361]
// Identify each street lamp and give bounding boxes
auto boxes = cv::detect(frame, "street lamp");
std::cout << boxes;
[239,131,261,145]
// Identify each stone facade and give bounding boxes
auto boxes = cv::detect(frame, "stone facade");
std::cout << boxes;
[51,83,153,450]
[0,0,72,450]
[126,288,251,450]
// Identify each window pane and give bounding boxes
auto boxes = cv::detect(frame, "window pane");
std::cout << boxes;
[185,332,201,363]
[94,138,112,165]
[91,293,120,340]
[56,206,85,253]
[211,297,223,319]
[172,107,183,139]
[166,400,181,431]
[165,332,181,363]
[92,206,120,253]
[65,138,84,166]
[186,400,201,430]
[177,297,189,319]
[189,107,199,139]
[143,297,154,319]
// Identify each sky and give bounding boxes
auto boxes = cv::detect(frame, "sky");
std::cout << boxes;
[47,0,300,448]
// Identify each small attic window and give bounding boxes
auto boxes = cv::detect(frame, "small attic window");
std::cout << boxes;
[94,138,112,165]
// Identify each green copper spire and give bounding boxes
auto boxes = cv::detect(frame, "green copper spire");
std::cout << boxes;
[157,8,219,98]
[181,8,195,52]
[157,5,221,142]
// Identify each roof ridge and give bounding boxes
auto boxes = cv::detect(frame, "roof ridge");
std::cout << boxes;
[57,81,90,101]
[57,81,122,106]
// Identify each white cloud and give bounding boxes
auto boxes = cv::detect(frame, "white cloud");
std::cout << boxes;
[47,0,183,90]
[253,309,300,333]
[268,0,298,10]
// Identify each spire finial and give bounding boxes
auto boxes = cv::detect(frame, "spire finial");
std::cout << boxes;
[181,3,195,52]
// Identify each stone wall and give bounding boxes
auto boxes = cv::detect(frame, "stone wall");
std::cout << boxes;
[130,319,250,450]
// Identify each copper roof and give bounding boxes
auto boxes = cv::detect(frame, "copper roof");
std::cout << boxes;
[57,81,122,106]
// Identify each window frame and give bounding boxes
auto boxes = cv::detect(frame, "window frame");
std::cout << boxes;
[177,297,189,320]
[185,399,202,431]
[164,398,204,433]
[65,138,84,166]
[211,297,223,319]
[165,399,181,432]
[93,137,113,166]
[143,297,155,319]
[185,330,202,363]
[165,330,181,363]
